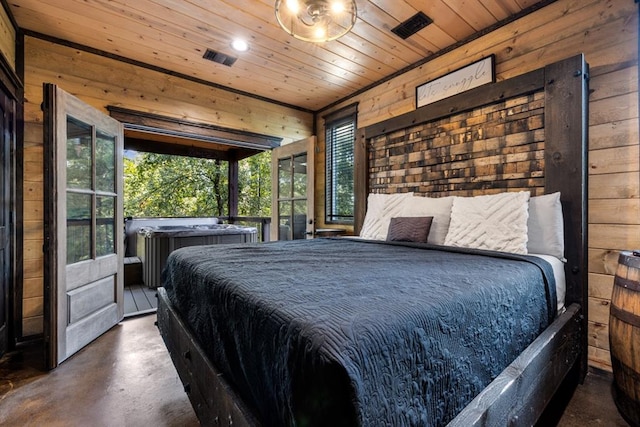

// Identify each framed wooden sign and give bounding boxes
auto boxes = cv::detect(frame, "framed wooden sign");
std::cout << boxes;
[416,55,495,108]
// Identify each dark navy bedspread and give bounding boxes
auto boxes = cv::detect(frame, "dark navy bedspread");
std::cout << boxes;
[162,238,556,426]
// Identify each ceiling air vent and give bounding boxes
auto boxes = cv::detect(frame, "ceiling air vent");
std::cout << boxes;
[203,48,237,67]
[391,11,433,40]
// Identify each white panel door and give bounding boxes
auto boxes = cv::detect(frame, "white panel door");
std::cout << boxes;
[44,84,124,367]
[271,137,315,241]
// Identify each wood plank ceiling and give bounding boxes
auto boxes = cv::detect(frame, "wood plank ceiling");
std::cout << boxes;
[9,0,550,112]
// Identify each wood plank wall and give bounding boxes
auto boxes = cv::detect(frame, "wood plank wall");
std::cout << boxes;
[21,36,314,336]
[315,0,639,371]
[0,5,15,71]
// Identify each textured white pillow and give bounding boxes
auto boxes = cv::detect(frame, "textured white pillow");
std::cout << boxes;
[528,192,565,260]
[360,192,414,240]
[399,196,454,245]
[444,191,530,254]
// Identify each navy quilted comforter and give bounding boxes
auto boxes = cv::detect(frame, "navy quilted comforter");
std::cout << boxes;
[162,238,556,426]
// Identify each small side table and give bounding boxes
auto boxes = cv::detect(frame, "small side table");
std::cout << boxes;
[314,228,347,238]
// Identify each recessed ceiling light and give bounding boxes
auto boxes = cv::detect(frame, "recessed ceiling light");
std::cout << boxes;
[231,39,249,52]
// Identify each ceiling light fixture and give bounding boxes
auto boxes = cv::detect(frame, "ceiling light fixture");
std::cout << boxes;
[274,0,357,43]
[231,39,249,52]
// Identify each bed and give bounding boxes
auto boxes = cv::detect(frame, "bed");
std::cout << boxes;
[157,54,588,426]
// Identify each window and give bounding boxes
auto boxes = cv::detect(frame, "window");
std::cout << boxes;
[325,104,357,224]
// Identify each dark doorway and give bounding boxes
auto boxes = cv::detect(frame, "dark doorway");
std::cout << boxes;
[0,84,15,358]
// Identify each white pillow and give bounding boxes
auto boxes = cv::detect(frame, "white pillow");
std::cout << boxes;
[444,191,530,254]
[528,192,565,261]
[399,196,454,245]
[360,192,414,240]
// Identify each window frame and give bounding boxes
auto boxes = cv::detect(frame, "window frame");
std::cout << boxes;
[324,104,357,225]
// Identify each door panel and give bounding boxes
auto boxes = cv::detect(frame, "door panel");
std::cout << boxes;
[66,255,119,290]
[64,304,120,358]
[67,276,115,323]
[271,137,315,241]
[44,84,124,367]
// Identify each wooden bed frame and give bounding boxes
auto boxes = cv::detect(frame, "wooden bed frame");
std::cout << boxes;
[157,54,588,426]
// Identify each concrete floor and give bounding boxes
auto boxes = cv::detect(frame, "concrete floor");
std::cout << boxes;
[0,314,631,426]
[0,315,198,427]
[554,370,631,427]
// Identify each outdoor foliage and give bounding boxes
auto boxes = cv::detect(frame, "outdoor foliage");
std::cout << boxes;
[237,151,272,217]
[124,151,271,218]
[66,118,116,263]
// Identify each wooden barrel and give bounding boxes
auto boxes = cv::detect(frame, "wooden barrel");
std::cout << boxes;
[609,250,640,427]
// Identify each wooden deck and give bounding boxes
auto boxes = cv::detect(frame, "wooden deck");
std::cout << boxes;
[124,284,157,318]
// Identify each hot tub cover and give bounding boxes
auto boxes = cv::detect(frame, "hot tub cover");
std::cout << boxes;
[138,223,257,238]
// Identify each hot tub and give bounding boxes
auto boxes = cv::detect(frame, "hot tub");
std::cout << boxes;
[138,223,258,288]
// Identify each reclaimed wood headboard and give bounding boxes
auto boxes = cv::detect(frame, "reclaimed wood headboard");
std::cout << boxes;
[358,54,589,374]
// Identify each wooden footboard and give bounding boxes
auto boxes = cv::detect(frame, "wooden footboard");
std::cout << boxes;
[158,286,582,426]
[449,303,583,426]
[156,287,260,427]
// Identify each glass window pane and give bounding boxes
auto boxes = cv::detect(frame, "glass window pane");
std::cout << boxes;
[67,192,92,264]
[278,201,291,240]
[96,196,115,257]
[278,158,291,198]
[96,131,115,193]
[292,200,307,240]
[66,117,92,190]
[292,153,307,198]
[325,115,355,223]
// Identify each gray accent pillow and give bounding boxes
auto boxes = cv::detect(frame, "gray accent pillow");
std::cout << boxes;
[386,216,433,243]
